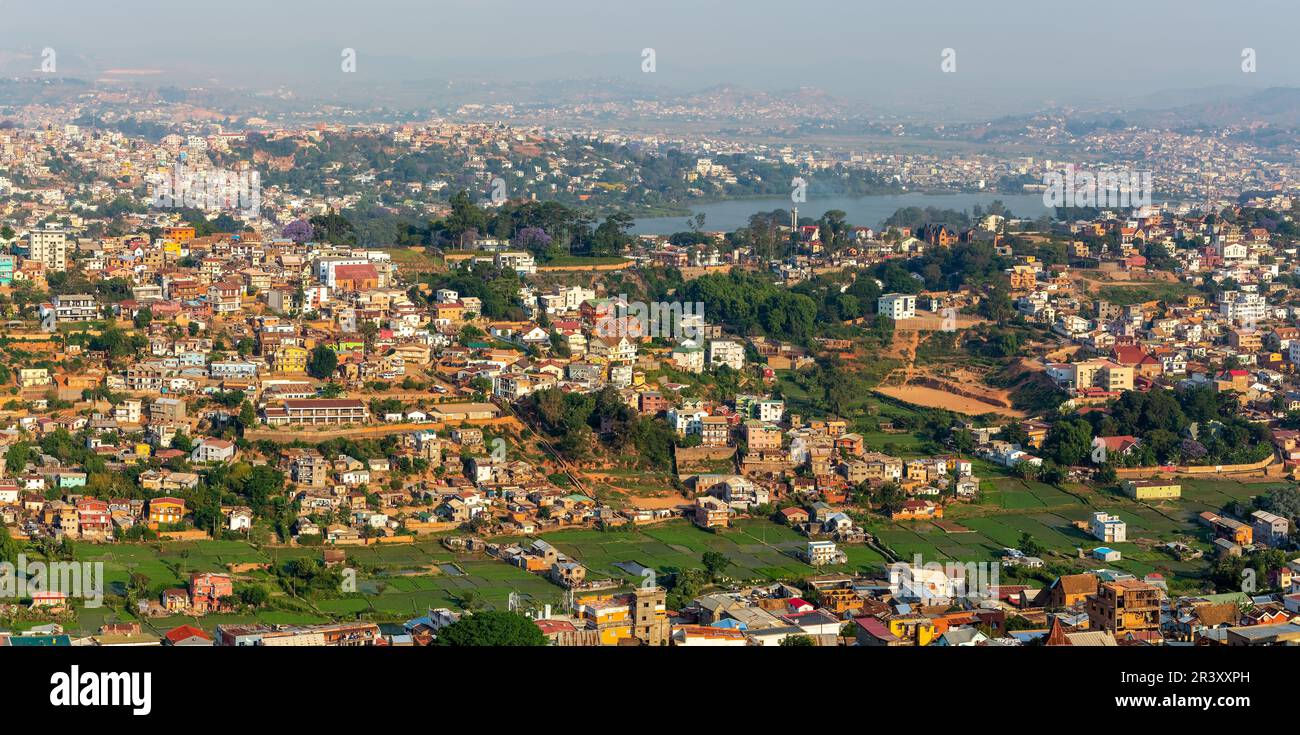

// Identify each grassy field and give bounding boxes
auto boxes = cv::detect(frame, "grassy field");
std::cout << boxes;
[869,468,1290,594]
[59,539,567,635]
[386,247,443,273]
[1093,281,1198,306]
[539,518,886,583]
[49,518,891,635]
[540,255,631,267]
[39,471,1286,635]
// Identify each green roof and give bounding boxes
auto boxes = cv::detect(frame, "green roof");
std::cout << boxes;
[5,634,71,646]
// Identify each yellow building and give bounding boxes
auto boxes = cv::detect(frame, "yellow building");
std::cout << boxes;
[272,345,309,373]
[886,616,938,646]
[1124,480,1181,500]
[573,590,667,645]
[573,593,632,645]
[1072,359,1134,392]
[148,497,186,525]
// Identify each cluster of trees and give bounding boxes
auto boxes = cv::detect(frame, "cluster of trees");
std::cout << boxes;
[277,557,349,596]
[410,263,526,321]
[525,386,677,470]
[307,345,339,380]
[435,192,637,257]
[1038,387,1272,468]
[433,611,547,646]
[679,271,818,345]
[285,187,640,258]
[660,551,734,609]
[902,241,1012,293]
[789,271,885,326]
[882,205,989,230]
[198,462,288,528]
[67,325,148,368]
[1256,486,1300,534]
[45,273,134,303]
[1210,547,1290,594]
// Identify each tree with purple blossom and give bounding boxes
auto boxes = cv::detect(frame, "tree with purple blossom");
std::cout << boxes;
[513,226,552,252]
[1179,438,1207,461]
[282,219,314,244]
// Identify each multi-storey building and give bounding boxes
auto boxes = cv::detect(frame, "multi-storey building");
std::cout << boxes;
[263,399,369,426]
[1086,580,1161,634]
[52,294,97,321]
[24,226,67,272]
[877,293,917,320]
[1090,511,1127,543]
[707,339,745,371]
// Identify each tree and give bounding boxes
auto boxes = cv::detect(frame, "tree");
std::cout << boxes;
[780,634,816,647]
[239,400,258,431]
[124,572,151,609]
[133,306,153,329]
[282,219,314,244]
[458,590,486,612]
[1258,486,1300,528]
[1017,532,1043,557]
[702,551,732,579]
[1094,463,1118,485]
[512,226,552,253]
[444,189,488,247]
[308,212,357,246]
[589,213,634,256]
[434,611,547,646]
[1043,418,1094,466]
[306,345,339,380]
[978,284,1014,325]
[5,442,31,476]
[239,585,270,607]
[0,523,17,565]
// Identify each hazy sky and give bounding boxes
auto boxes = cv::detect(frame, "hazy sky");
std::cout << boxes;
[2,0,1298,116]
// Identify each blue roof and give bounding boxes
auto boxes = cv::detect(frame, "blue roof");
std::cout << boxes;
[711,619,748,630]
[1009,630,1047,643]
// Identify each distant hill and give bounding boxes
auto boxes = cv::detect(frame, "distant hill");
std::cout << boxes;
[1107,86,1300,128]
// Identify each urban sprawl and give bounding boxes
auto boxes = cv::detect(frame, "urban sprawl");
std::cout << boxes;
[2,98,1300,649]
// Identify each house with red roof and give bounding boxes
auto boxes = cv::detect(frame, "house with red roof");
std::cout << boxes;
[779,507,810,526]
[332,263,379,291]
[163,624,213,646]
[854,616,904,646]
[786,598,815,614]
[1111,345,1163,379]
[1095,435,1140,457]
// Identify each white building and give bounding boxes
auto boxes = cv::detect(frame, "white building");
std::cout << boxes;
[1218,291,1267,325]
[1090,511,1127,543]
[25,226,68,272]
[493,251,536,276]
[877,293,917,320]
[755,399,785,423]
[707,339,745,371]
[804,540,846,566]
[191,438,237,464]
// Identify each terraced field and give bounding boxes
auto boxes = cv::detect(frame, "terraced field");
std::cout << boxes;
[867,471,1291,593]
[48,475,1286,635]
[65,539,562,635]
[540,519,887,581]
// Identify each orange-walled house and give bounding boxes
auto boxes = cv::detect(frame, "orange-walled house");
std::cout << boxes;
[149,496,187,525]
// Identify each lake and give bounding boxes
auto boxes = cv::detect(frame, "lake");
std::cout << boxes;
[632,192,1051,235]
